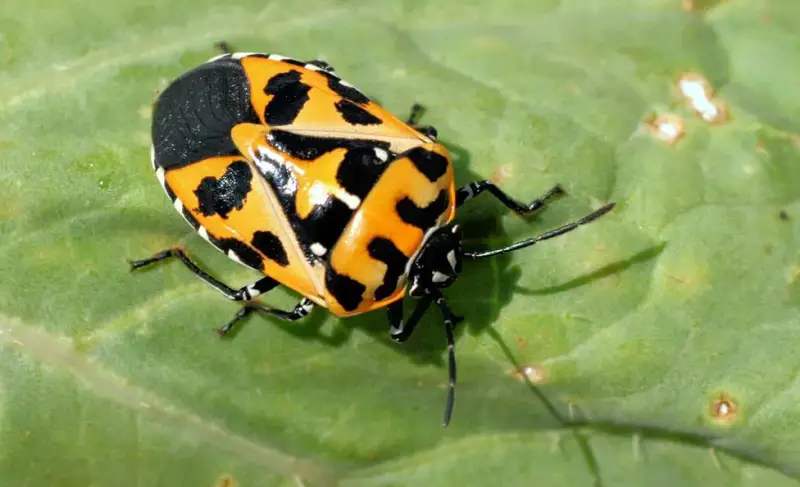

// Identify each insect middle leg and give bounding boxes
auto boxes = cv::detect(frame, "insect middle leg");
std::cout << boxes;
[456,181,565,215]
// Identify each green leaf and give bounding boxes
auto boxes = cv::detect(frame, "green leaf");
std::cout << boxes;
[2,0,799,485]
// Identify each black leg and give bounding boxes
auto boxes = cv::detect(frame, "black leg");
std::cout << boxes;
[214,41,234,54]
[387,296,432,343]
[405,103,438,140]
[463,202,616,259]
[216,297,315,336]
[130,247,316,334]
[305,59,335,73]
[457,181,565,214]
[128,247,276,301]
[387,293,462,427]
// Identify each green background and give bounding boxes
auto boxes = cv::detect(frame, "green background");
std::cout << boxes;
[2,0,800,485]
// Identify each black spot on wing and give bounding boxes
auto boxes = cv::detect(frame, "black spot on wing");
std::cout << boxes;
[211,235,264,271]
[368,238,408,301]
[263,70,310,126]
[336,148,387,199]
[321,71,370,104]
[335,99,382,125]
[301,198,353,252]
[396,190,449,231]
[194,160,252,219]
[251,231,289,266]
[268,130,391,160]
[152,59,258,170]
[406,147,449,182]
[326,268,366,312]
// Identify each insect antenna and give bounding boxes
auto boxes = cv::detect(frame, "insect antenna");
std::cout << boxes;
[462,203,615,260]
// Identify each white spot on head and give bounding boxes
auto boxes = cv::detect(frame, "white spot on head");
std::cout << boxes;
[446,250,457,271]
[197,226,211,242]
[172,198,184,213]
[232,52,259,60]
[432,271,449,283]
[310,243,327,257]
[374,147,389,162]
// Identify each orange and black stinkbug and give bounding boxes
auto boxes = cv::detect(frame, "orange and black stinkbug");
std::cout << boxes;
[130,46,615,426]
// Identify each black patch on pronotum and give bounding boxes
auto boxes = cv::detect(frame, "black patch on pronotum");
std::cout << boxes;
[326,268,366,312]
[194,160,252,218]
[251,231,289,266]
[211,235,264,271]
[335,99,382,125]
[396,190,449,231]
[263,70,311,126]
[336,148,387,199]
[268,130,390,161]
[151,58,258,170]
[368,238,408,301]
[406,147,449,182]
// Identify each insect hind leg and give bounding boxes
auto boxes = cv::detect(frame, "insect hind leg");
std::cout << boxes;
[217,298,315,336]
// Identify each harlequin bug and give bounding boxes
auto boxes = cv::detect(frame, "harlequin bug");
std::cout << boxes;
[130,45,615,426]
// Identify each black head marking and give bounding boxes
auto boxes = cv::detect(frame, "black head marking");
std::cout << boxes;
[406,147,449,182]
[335,99,382,125]
[194,160,252,219]
[406,223,463,298]
[251,230,289,266]
[396,190,449,231]
[368,238,408,301]
[263,70,311,126]
[326,268,366,312]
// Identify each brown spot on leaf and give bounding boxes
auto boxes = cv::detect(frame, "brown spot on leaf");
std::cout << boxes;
[709,392,738,424]
[215,475,238,487]
[491,163,515,185]
[513,364,547,384]
[677,73,729,124]
[644,113,685,145]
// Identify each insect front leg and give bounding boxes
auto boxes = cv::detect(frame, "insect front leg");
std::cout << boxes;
[386,297,432,343]
[456,181,565,215]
